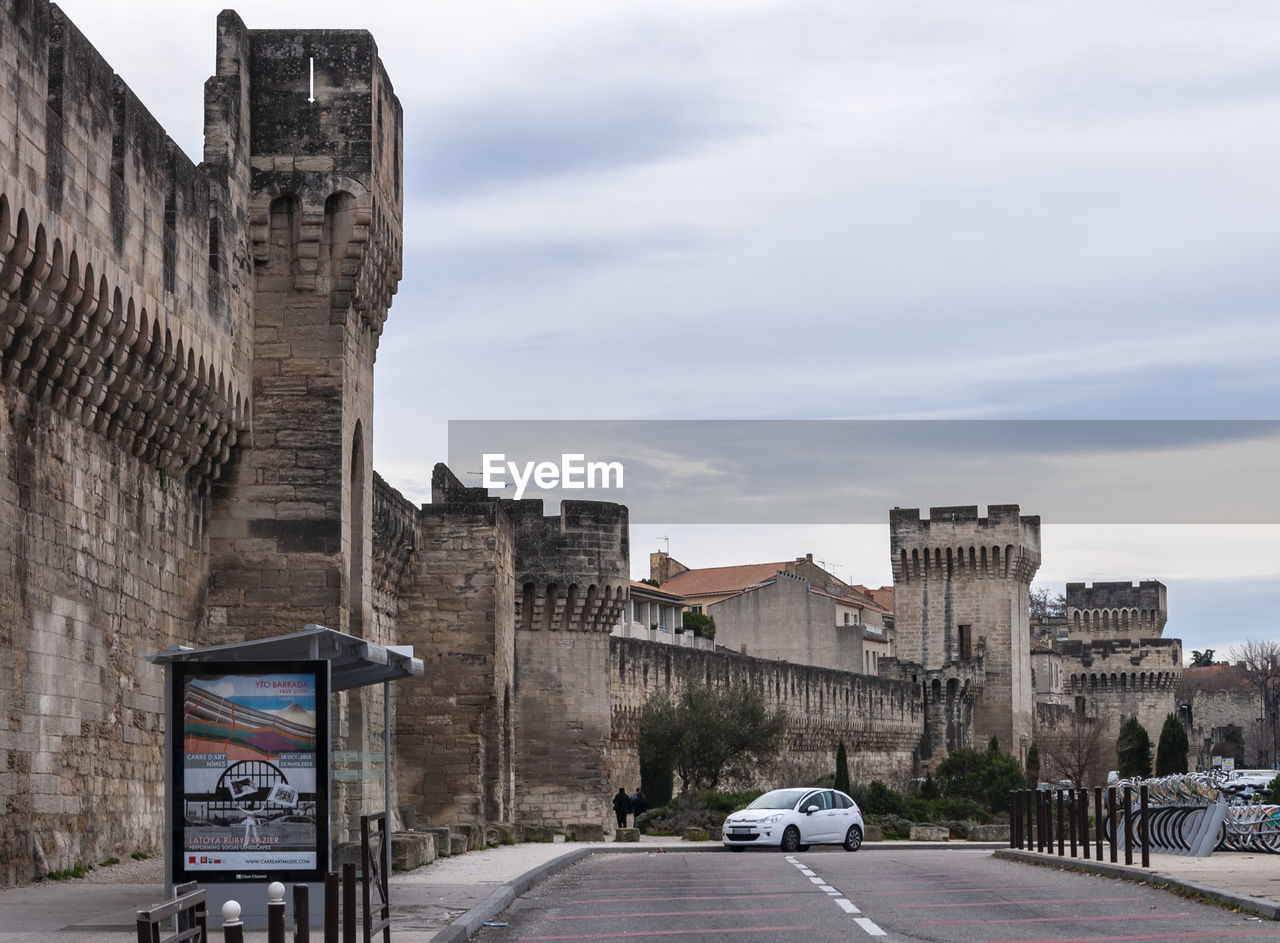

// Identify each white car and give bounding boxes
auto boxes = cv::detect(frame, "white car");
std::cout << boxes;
[722,787,864,853]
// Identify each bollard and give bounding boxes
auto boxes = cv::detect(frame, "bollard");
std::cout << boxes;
[1026,789,1035,851]
[1056,789,1065,856]
[1140,784,1150,868]
[222,900,244,943]
[267,881,286,943]
[324,872,339,943]
[1079,789,1090,860]
[343,863,357,943]
[1068,788,1077,858]
[1011,791,1021,848]
[1094,787,1104,860]
[294,884,310,943]
[1123,785,1134,866]
[1107,787,1118,863]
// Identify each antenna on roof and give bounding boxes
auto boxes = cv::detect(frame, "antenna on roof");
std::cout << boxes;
[660,536,670,554]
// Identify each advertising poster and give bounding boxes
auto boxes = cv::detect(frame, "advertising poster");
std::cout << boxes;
[173,661,328,882]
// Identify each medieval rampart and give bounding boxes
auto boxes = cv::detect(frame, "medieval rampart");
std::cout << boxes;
[2,1,404,884]
[609,638,924,793]
[1058,637,1182,770]
[1066,580,1167,640]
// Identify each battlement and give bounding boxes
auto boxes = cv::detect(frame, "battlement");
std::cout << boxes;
[1066,580,1167,639]
[890,504,1041,584]
[1058,636,1182,675]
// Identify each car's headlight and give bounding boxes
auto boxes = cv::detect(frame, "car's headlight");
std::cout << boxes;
[758,813,784,825]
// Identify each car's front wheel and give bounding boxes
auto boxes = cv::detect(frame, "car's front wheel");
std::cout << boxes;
[843,824,862,852]
[780,825,802,853]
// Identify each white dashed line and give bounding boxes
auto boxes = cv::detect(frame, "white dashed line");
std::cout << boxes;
[854,916,886,936]
[787,855,882,935]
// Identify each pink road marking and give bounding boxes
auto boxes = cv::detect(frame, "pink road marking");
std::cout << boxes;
[549,908,803,921]
[875,885,1063,896]
[895,896,1144,909]
[568,893,804,905]
[520,926,813,941]
[923,912,1196,927]
[981,931,1280,943]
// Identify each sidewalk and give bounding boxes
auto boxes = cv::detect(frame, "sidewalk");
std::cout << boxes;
[4,837,1278,941]
[995,846,1280,920]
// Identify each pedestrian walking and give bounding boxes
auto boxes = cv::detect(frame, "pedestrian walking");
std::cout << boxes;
[612,787,632,828]
[630,788,648,825]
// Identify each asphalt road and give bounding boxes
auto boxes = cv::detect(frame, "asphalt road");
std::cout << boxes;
[472,846,1280,942]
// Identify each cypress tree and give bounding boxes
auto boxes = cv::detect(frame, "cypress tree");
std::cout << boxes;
[1155,713,1189,776]
[834,740,851,794]
[1116,716,1152,779]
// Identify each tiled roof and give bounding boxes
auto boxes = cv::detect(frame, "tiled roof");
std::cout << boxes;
[628,580,685,603]
[659,562,791,597]
[853,584,895,614]
[1030,636,1055,653]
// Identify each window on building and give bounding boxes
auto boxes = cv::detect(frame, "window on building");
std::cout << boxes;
[958,624,973,660]
[844,613,850,625]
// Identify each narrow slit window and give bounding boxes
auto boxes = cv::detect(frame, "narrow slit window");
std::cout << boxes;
[308,57,316,103]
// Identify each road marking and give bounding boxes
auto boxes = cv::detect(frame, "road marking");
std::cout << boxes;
[787,856,884,936]
[519,926,815,940]
[549,908,805,921]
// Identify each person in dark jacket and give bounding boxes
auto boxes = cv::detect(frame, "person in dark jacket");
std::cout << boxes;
[612,787,632,828]
[630,788,648,823]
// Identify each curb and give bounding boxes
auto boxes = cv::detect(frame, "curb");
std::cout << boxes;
[993,849,1280,921]
[430,840,1012,942]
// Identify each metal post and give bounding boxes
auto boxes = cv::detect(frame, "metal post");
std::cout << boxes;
[343,863,357,943]
[384,679,393,896]
[1080,789,1090,860]
[268,882,286,943]
[1140,784,1150,868]
[1123,786,1134,866]
[1107,787,1117,863]
[324,872,339,943]
[1025,789,1034,850]
[294,884,310,943]
[222,900,245,943]
[1040,790,1048,852]
[1095,787,1104,860]
[1011,791,1020,848]
[1068,788,1077,857]
[1056,789,1065,856]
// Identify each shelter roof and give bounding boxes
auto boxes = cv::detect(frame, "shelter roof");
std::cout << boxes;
[148,624,423,692]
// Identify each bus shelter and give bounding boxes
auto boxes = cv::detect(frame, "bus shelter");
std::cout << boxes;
[149,624,423,924]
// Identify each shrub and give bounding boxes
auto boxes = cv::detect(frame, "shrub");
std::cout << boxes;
[1116,716,1152,779]
[834,741,851,794]
[863,780,903,815]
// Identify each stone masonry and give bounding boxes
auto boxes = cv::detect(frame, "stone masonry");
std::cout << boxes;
[889,505,1042,761]
[1,2,402,883]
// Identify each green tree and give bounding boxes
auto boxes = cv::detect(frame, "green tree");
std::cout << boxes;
[1116,716,1152,779]
[682,611,715,640]
[1024,742,1041,788]
[1155,713,1189,776]
[1190,649,1215,667]
[637,681,787,792]
[934,744,1025,813]
[834,740,850,794]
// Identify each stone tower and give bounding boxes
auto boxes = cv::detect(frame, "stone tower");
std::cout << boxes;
[510,500,629,828]
[1066,580,1167,641]
[890,506,1041,760]
[203,13,403,643]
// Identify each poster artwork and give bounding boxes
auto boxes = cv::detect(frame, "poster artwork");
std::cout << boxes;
[180,668,322,875]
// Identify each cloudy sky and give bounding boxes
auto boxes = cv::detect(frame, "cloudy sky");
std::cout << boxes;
[58,0,1279,657]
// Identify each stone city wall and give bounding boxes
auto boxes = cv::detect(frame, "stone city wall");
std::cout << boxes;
[608,638,925,796]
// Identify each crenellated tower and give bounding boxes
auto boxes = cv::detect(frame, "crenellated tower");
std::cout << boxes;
[890,505,1041,760]
[507,497,629,829]
[1066,580,1167,641]
[203,13,403,643]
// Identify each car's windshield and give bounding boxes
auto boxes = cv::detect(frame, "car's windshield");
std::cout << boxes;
[746,789,808,810]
